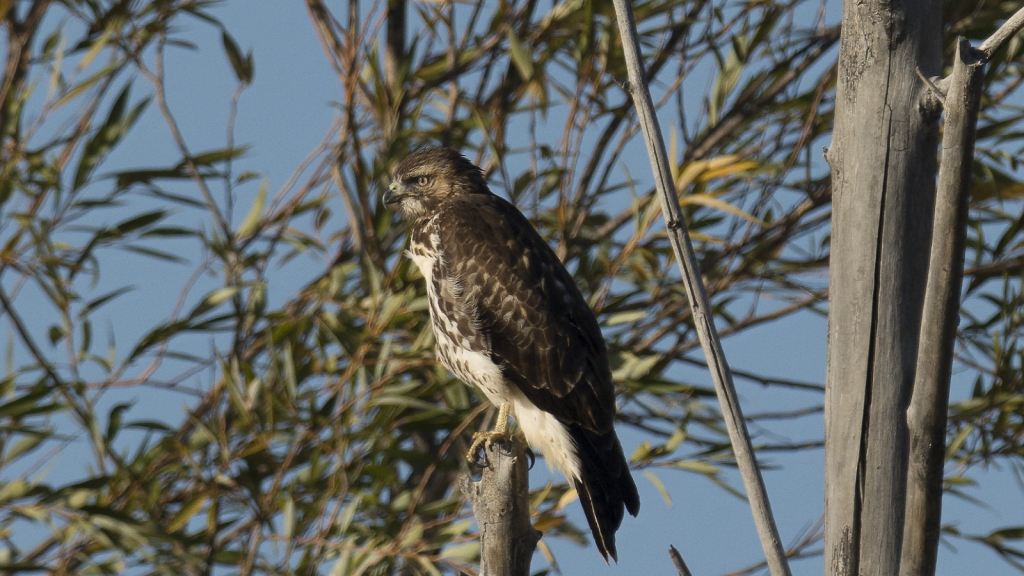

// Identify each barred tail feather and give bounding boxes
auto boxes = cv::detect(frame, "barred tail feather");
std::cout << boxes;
[570,425,640,563]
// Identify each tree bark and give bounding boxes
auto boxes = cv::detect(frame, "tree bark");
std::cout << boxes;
[824,0,943,574]
[459,438,539,576]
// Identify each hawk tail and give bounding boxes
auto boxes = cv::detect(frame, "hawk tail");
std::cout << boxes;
[570,425,640,563]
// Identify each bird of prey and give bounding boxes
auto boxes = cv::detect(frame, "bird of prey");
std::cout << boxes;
[384,147,639,562]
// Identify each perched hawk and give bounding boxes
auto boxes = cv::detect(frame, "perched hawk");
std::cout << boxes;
[384,147,640,562]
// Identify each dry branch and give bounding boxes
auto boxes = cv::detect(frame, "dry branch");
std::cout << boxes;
[978,7,1024,58]
[669,545,695,576]
[611,2,793,576]
[902,9,1024,570]
[459,438,539,576]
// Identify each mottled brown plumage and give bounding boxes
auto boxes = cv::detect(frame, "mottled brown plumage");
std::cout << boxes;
[385,147,639,562]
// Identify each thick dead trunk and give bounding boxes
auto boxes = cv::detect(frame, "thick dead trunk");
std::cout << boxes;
[824,0,943,574]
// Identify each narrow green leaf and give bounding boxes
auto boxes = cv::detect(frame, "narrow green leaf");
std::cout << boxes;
[73,84,150,190]
[105,402,133,442]
[0,389,57,419]
[107,210,167,237]
[507,30,534,80]
[989,527,1024,541]
[236,178,267,238]
[168,494,208,533]
[128,319,189,361]
[140,227,196,238]
[221,29,253,84]
[115,166,189,188]
[121,245,190,263]
[127,310,237,361]
[188,287,240,320]
[3,433,48,463]
[188,146,250,166]
[79,286,133,318]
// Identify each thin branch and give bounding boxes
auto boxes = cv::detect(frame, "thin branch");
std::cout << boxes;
[978,7,1024,59]
[901,36,986,576]
[611,3,793,576]
[669,545,694,576]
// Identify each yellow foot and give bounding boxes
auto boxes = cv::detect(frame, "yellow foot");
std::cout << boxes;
[466,403,512,464]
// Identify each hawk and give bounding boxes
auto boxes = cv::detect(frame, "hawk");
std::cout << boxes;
[384,147,640,562]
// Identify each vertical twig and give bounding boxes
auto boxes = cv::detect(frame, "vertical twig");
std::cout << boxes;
[901,37,983,576]
[610,2,793,576]
[460,438,539,576]
[903,10,1024,572]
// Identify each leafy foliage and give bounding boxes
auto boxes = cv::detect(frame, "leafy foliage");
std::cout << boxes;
[0,0,1021,574]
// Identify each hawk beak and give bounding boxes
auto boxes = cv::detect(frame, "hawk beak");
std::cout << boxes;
[383,182,402,206]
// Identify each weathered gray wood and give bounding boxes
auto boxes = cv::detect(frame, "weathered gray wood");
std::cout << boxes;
[901,37,984,576]
[459,438,539,576]
[611,2,792,576]
[978,8,1024,57]
[902,10,1024,569]
[824,0,942,574]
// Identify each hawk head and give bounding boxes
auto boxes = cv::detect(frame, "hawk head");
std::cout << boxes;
[384,147,489,221]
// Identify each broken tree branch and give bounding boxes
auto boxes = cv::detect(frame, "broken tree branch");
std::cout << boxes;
[460,437,539,576]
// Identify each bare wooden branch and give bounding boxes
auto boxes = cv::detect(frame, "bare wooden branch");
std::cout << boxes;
[459,438,539,576]
[669,545,695,576]
[901,36,986,576]
[610,3,792,576]
[978,7,1024,58]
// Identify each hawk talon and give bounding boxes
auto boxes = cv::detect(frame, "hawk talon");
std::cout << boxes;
[467,446,489,468]
[525,446,536,470]
[466,430,512,467]
[465,403,513,467]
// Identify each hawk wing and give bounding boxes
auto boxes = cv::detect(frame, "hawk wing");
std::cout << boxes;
[433,193,616,433]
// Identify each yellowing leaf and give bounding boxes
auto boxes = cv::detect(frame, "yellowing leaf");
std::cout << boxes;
[441,542,480,561]
[77,28,112,73]
[53,64,118,110]
[644,471,672,507]
[675,155,757,191]
[673,459,721,474]
[556,486,578,510]
[168,495,208,532]
[0,479,29,501]
[681,193,763,225]
[48,34,66,102]
[701,160,758,181]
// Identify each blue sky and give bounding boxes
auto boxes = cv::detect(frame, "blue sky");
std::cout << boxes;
[4,1,1023,575]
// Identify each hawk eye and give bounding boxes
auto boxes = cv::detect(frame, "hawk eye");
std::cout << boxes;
[416,176,430,186]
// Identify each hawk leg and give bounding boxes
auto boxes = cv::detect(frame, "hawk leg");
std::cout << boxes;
[467,403,512,464]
